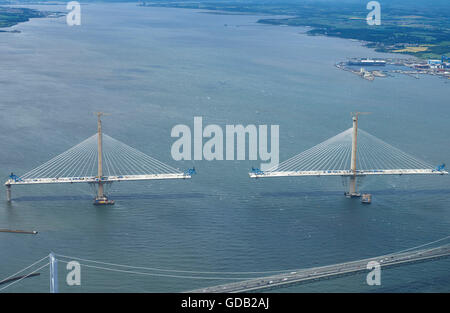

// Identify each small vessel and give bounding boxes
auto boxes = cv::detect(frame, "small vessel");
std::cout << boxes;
[93,196,115,205]
[348,58,386,66]
[361,194,372,204]
[344,192,361,198]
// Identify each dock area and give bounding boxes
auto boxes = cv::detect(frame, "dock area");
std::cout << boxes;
[336,57,450,81]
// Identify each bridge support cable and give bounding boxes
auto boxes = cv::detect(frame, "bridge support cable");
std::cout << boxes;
[250,114,447,197]
[5,114,192,204]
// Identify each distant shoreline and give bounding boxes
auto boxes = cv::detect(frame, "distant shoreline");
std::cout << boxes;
[138,1,449,60]
[0,6,63,31]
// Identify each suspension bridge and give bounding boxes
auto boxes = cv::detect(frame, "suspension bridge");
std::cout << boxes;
[250,113,448,198]
[1,237,449,292]
[4,113,194,205]
[189,243,450,293]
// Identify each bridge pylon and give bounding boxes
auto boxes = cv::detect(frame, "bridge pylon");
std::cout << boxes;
[93,112,114,205]
[345,112,370,197]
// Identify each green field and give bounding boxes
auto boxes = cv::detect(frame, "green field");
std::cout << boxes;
[0,6,49,30]
[2,1,449,59]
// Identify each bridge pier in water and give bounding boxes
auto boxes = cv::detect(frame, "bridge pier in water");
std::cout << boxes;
[347,176,360,198]
[6,184,11,202]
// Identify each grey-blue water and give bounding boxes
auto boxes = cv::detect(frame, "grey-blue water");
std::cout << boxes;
[0,3,449,292]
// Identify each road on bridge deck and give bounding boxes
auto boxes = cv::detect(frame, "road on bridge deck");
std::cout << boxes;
[188,244,450,293]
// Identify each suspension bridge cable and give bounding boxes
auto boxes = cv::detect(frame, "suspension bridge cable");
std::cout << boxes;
[54,235,450,278]
[0,262,49,292]
[54,254,295,275]
[55,259,258,281]
[0,255,48,284]
[392,235,450,255]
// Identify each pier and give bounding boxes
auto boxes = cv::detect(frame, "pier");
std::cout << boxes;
[0,229,37,235]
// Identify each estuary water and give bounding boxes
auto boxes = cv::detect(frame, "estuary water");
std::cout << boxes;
[0,3,449,292]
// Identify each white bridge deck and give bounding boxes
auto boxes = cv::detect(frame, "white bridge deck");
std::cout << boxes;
[5,174,191,185]
[4,123,192,202]
[250,169,448,178]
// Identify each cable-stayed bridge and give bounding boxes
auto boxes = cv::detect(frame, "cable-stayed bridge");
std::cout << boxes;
[7,134,189,185]
[5,113,193,204]
[250,113,447,198]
